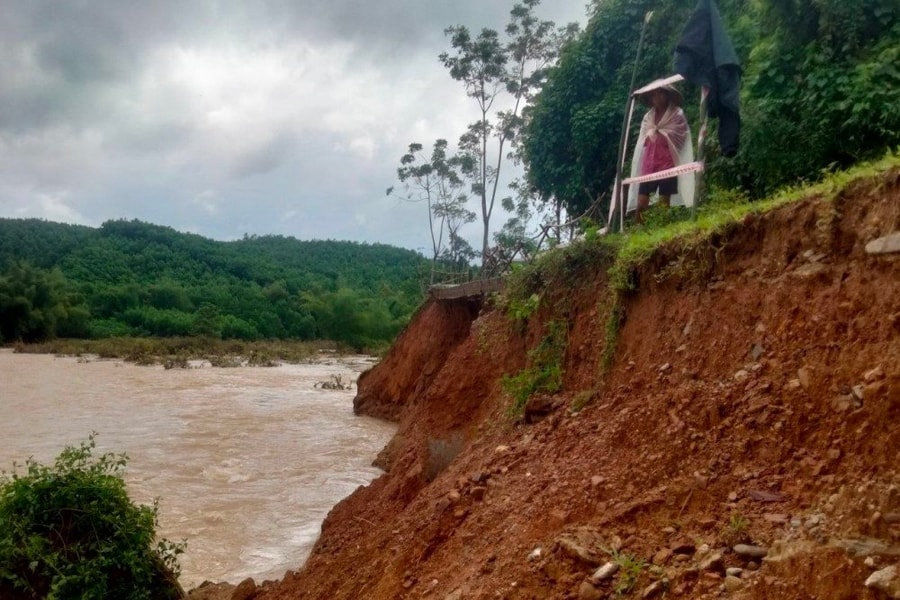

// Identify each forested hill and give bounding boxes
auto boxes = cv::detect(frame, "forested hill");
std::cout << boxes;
[0,218,428,347]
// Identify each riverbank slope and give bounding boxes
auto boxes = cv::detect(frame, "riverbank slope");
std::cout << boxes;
[256,165,899,599]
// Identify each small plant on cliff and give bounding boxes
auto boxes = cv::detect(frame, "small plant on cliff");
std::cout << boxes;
[722,512,751,546]
[610,550,646,595]
[0,434,185,600]
[501,320,566,416]
[507,293,541,323]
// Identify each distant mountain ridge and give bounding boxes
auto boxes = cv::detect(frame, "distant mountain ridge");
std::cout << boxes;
[0,218,428,347]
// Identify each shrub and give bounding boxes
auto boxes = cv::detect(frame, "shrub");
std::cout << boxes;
[501,320,567,416]
[0,435,185,600]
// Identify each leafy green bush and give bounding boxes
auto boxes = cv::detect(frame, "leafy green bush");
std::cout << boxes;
[0,435,185,600]
[501,320,567,416]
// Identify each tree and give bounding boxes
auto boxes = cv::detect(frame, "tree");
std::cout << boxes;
[440,0,578,268]
[391,140,475,284]
[0,261,89,343]
[523,0,898,211]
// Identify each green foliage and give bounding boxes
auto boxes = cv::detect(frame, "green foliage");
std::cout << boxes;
[523,0,899,213]
[523,0,697,216]
[610,549,647,595]
[440,0,578,262]
[0,218,427,350]
[0,435,184,600]
[0,261,90,343]
[733,0,900,194]
[722,512,751,546]
[501,319,567,415]
[506,293,541,322]
[393,139,476,284]
[601,294,624,375]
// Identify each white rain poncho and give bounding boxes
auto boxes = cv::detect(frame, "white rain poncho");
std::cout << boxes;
[626,106,695,212]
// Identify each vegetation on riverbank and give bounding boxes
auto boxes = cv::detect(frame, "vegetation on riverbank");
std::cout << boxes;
[0,435,184,600]
[0,220,428,350]
[7,336,375,368]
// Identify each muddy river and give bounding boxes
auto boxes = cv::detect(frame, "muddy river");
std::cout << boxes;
[0,349,395,589]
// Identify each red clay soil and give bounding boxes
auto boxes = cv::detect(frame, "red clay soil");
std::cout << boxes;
[248,170,899,600]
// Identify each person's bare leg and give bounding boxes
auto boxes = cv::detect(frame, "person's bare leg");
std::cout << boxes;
[636,194,650,224]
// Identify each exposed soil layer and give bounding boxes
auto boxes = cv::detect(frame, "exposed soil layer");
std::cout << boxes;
[250,171,900,600]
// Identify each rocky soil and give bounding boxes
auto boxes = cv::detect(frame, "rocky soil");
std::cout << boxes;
[194,169,900,599]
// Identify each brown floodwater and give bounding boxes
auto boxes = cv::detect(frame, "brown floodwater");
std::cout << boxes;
[0,349,395,589]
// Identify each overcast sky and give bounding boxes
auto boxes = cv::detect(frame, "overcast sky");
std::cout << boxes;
[0,1,590,254]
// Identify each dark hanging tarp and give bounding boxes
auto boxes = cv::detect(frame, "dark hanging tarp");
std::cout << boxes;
[674,0,741,156]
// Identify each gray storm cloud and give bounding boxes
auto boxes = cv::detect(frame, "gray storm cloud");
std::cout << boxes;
[0,1,588,250]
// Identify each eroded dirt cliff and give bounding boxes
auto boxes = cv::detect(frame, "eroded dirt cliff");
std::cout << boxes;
[253,170,899,599]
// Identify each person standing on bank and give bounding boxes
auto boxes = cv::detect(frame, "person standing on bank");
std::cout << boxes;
[627,83,694,224]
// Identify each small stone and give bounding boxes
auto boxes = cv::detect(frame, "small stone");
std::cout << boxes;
[642,580,664,598]
[528,547,542,561]
[698,552,724,572]
[733,544,768,559]
[866,232,900,254]
[751,343,765,361]
[723,575,744,592]
[864,556,877,568]
[591,562,619,583]
[495,445,510,453]
[805,514,825,529]
[852,384,865,401]
[831,395,853,412]
[734,369,749,382]
[865,565,900,598]
[746,561,760,571]
[864,366,885,383]
[652,548,673,565]
[660,363,672,373]
[726,567,743,577]
[727,491,738,502]
[448,490,461,503]
[797,368,811,389]
[578,580,604,600]
[590,475,605,487]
